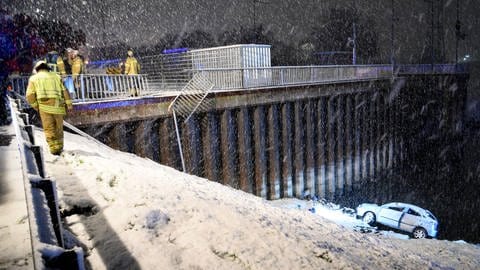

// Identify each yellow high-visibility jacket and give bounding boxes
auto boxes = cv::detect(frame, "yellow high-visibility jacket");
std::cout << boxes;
[71,56,84,77]
[26,70,73,115]
[125,56,140,75]
[57,57,66,76]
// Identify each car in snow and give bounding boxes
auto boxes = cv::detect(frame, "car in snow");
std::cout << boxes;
[356,202,438,239]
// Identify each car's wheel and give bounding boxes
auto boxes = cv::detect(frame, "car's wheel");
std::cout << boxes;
[362,211,376,226]
[412,227,427,239]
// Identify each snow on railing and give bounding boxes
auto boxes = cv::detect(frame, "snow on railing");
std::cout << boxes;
[8,97,85,270]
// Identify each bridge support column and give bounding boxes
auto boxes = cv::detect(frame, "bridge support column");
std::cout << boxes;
[345,94,354,192]
[336,95,346,197]
[392,90,398,169]
[361,93,369,181]
[253,105,267,197]
[186,115,204,177]
[372,93,378,181]
[281,102,294,198]
[317,97,328,199]
[238,107,255,193]
[203,112,223,183]
[110,123,129,153]
[353,93,363,187]
[327,96,337,200]
[267,104,282,199]
[221,109,240,188]
[306,100,318,198]
[133,120,157,159]
[294,101,306,198]
[159,118,182,171]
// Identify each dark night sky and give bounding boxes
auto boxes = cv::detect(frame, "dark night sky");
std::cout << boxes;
[2,0,479,63]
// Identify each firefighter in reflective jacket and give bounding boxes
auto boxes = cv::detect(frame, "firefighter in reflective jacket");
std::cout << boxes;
[125,49,140,96]
[45,50,66,76]
[124,49,140,75]
[70,50,84,91]
[26,61,73,155]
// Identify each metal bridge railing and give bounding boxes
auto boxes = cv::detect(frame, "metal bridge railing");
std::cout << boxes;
[7,64,467,104]
[397,64,468,74]
[198,64,393,90]
[74,74,149,102]
[8,74,149,103]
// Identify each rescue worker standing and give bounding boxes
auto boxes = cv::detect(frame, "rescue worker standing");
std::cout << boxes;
[56,51,67,77]
[70,49,84,97]
[124,49,140,96]
[26,61,73,155]
[124,49,140,75]
[45,50,66,76]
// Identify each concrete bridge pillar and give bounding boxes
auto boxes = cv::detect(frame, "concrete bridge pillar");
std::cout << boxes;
[327,96,337,200]
[294,101,306,198]
[221,109,240,188]
[345,94,354,192]
[267,104,282,199]
[133,120,158,160]
[185,115,204,177]
[317,97,328,199]
[203,112,223,183]
[281,102,294,198]
[371,93,379,181]
[237,107,255,193]
[361,93,370,181]
[305,100,318,198]
[158,118,182,170]
[253,105,268,197]
[336,95,346,197]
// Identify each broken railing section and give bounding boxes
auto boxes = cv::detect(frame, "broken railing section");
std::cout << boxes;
[169,72,215,172]
[9,98,85,270]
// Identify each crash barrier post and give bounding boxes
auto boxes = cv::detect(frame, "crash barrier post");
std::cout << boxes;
[8,97,85,270]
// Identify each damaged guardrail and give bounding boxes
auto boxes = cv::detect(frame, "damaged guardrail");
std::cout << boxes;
[8,97,85,270]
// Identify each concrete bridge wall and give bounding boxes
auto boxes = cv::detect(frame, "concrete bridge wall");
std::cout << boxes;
[69,74,468,201]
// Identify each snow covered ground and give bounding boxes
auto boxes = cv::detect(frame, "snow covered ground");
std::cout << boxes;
[37,128,480,269]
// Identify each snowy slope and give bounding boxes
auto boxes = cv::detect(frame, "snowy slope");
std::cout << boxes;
[38,129,480,270]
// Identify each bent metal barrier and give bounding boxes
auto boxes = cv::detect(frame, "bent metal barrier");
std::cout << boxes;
[8,97,85,270]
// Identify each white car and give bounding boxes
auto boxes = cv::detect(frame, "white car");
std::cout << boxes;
[356,202,438,239]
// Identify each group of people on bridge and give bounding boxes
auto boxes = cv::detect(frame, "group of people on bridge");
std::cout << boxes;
[1,47,141,157]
